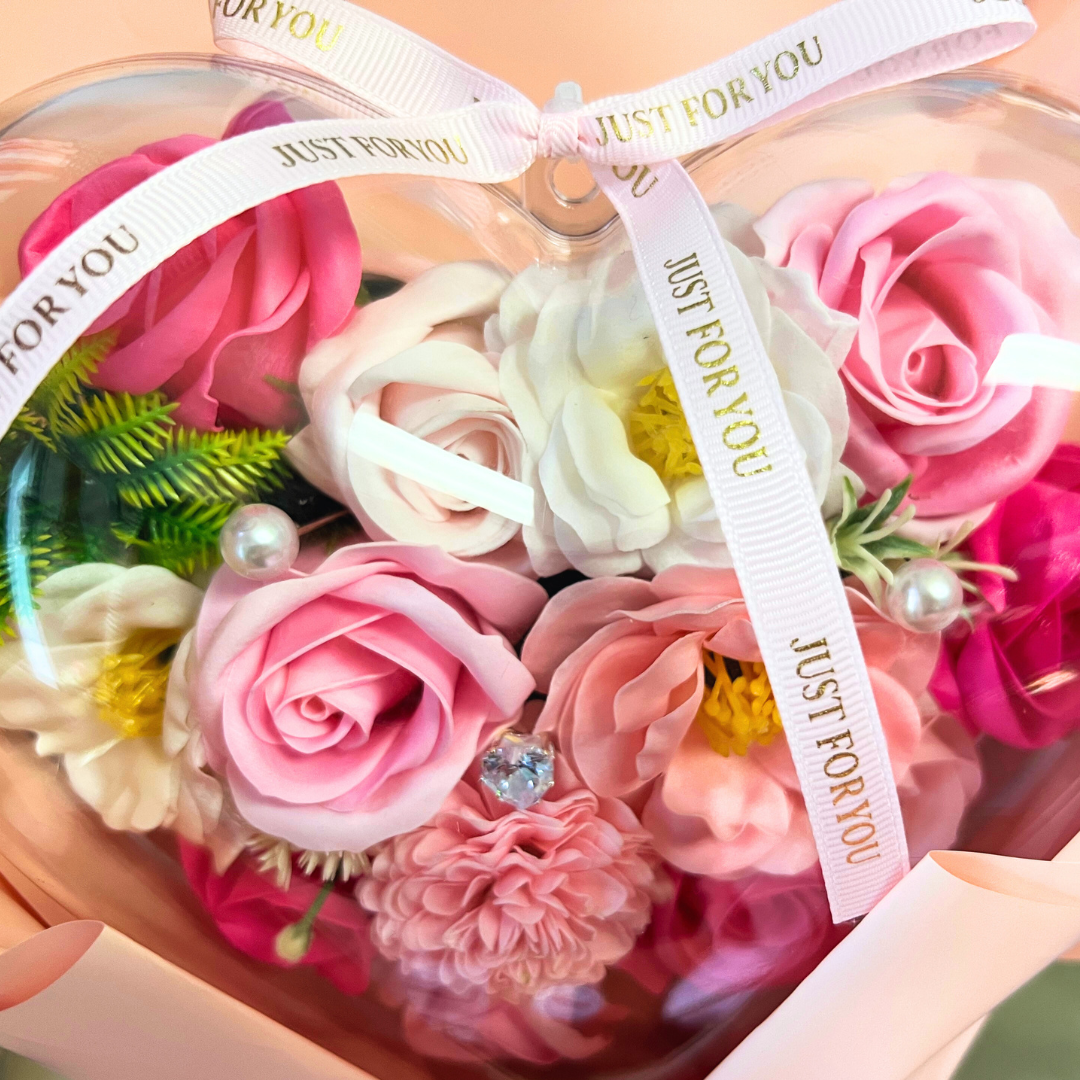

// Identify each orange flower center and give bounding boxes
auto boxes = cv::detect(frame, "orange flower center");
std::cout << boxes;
[696,651,782,756]
[628,369,702,484]
[93,628,180,740]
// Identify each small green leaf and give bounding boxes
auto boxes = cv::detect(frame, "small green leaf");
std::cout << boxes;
[827,474,920,595]
[865,535,933,561]
[867,475,913,531]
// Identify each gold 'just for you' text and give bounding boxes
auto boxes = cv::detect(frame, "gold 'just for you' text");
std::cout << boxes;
[271,134,470,168]
[212,0,343,54]
[791,636,883,867]
[595,37,823,147]
[664,252,771,479]
[0,226,141,377]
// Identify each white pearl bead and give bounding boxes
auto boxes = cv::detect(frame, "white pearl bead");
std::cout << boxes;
[219,504,299,581]
[885,558,964,633]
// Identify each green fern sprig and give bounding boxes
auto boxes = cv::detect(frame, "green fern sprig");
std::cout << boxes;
[827,476,933,601]
[113,501,236,576]
[0,528,86,637]
[27,329,118,423]
[53,391,178,473]
[10,409,54,450]
[0,332,295,611]
[114,427,291,508]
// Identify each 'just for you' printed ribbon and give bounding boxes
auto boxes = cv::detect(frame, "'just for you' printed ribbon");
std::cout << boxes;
[0,0,1038,921]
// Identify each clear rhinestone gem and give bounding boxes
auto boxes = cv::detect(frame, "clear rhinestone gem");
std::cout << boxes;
[480,731,555,810]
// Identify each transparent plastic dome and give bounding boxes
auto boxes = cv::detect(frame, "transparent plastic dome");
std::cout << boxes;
[1,55,1080,1080]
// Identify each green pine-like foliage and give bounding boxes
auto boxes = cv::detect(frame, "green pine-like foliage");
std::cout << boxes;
[113,427,290,508]
[112,501,239,577]
[54,390,178,473]
[826,475,933,601]
[0,529,74,637]
[0,333,294,635]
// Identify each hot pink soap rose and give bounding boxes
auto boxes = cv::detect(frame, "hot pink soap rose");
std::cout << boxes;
[179,839,373,995]
[189,542,547,853]
[18,101,361,431]
[755,173,1080,527]
[357,764,669,1002]
[525,567,981,878]
[621,866,845,1019]
[932,445,1080,749]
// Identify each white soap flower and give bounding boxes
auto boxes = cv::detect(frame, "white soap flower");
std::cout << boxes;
[488,207,860,577]
[0,564,202,832]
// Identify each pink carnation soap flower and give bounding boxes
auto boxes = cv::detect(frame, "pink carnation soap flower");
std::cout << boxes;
[933,445,1080,749]
[19,101,361,430]
[525,567,981,878]
[180,839,373,995]
[754,173,1080,533]
[183,542,546,853]
[621,866,844,1021]
[356,764,669,1002]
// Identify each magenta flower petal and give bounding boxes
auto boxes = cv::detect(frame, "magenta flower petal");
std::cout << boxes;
[18,101,361,430]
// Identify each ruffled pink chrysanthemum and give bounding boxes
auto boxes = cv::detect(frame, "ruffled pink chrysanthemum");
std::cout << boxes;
[357,768,669,1001]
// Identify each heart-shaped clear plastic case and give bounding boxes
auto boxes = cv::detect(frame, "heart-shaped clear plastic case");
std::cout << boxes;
[1,54,1080,1079]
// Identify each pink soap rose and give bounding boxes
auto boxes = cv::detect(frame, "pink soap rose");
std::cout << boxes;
[525,567,981,878]
[179,839,373,995]
[357,765,669,1002]
[932,445,1080,749]
[18,101,361,430]
[287,262,531,566]
[621,866,845,1020]
[755,173,1080,526]
[189,543,547,852]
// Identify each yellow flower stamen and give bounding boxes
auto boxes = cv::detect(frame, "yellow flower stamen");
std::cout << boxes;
[628,369,702,484]
[696,651,782,756]
[93,628,181,740]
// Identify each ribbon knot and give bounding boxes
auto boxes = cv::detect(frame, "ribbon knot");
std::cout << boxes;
[535,109,583,160]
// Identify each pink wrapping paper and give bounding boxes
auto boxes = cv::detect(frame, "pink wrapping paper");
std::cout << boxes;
[0,739,434,1080]
[714,834,1080,1080]
[0,922,371,1080]
[0,888,43,951]
[2,836,1080,1080]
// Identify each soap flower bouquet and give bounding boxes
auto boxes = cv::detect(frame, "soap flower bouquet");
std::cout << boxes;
[2,101,1080,1071]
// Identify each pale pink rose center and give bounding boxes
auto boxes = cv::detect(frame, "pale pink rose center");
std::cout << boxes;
[262,636,425,754]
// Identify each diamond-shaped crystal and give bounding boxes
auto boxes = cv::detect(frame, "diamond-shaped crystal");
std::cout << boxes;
[480,731,555,810]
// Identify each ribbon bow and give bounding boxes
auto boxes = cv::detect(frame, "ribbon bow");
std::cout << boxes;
[0,0,1037,920]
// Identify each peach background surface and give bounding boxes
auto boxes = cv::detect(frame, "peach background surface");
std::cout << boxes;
[1,0,1079,109]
